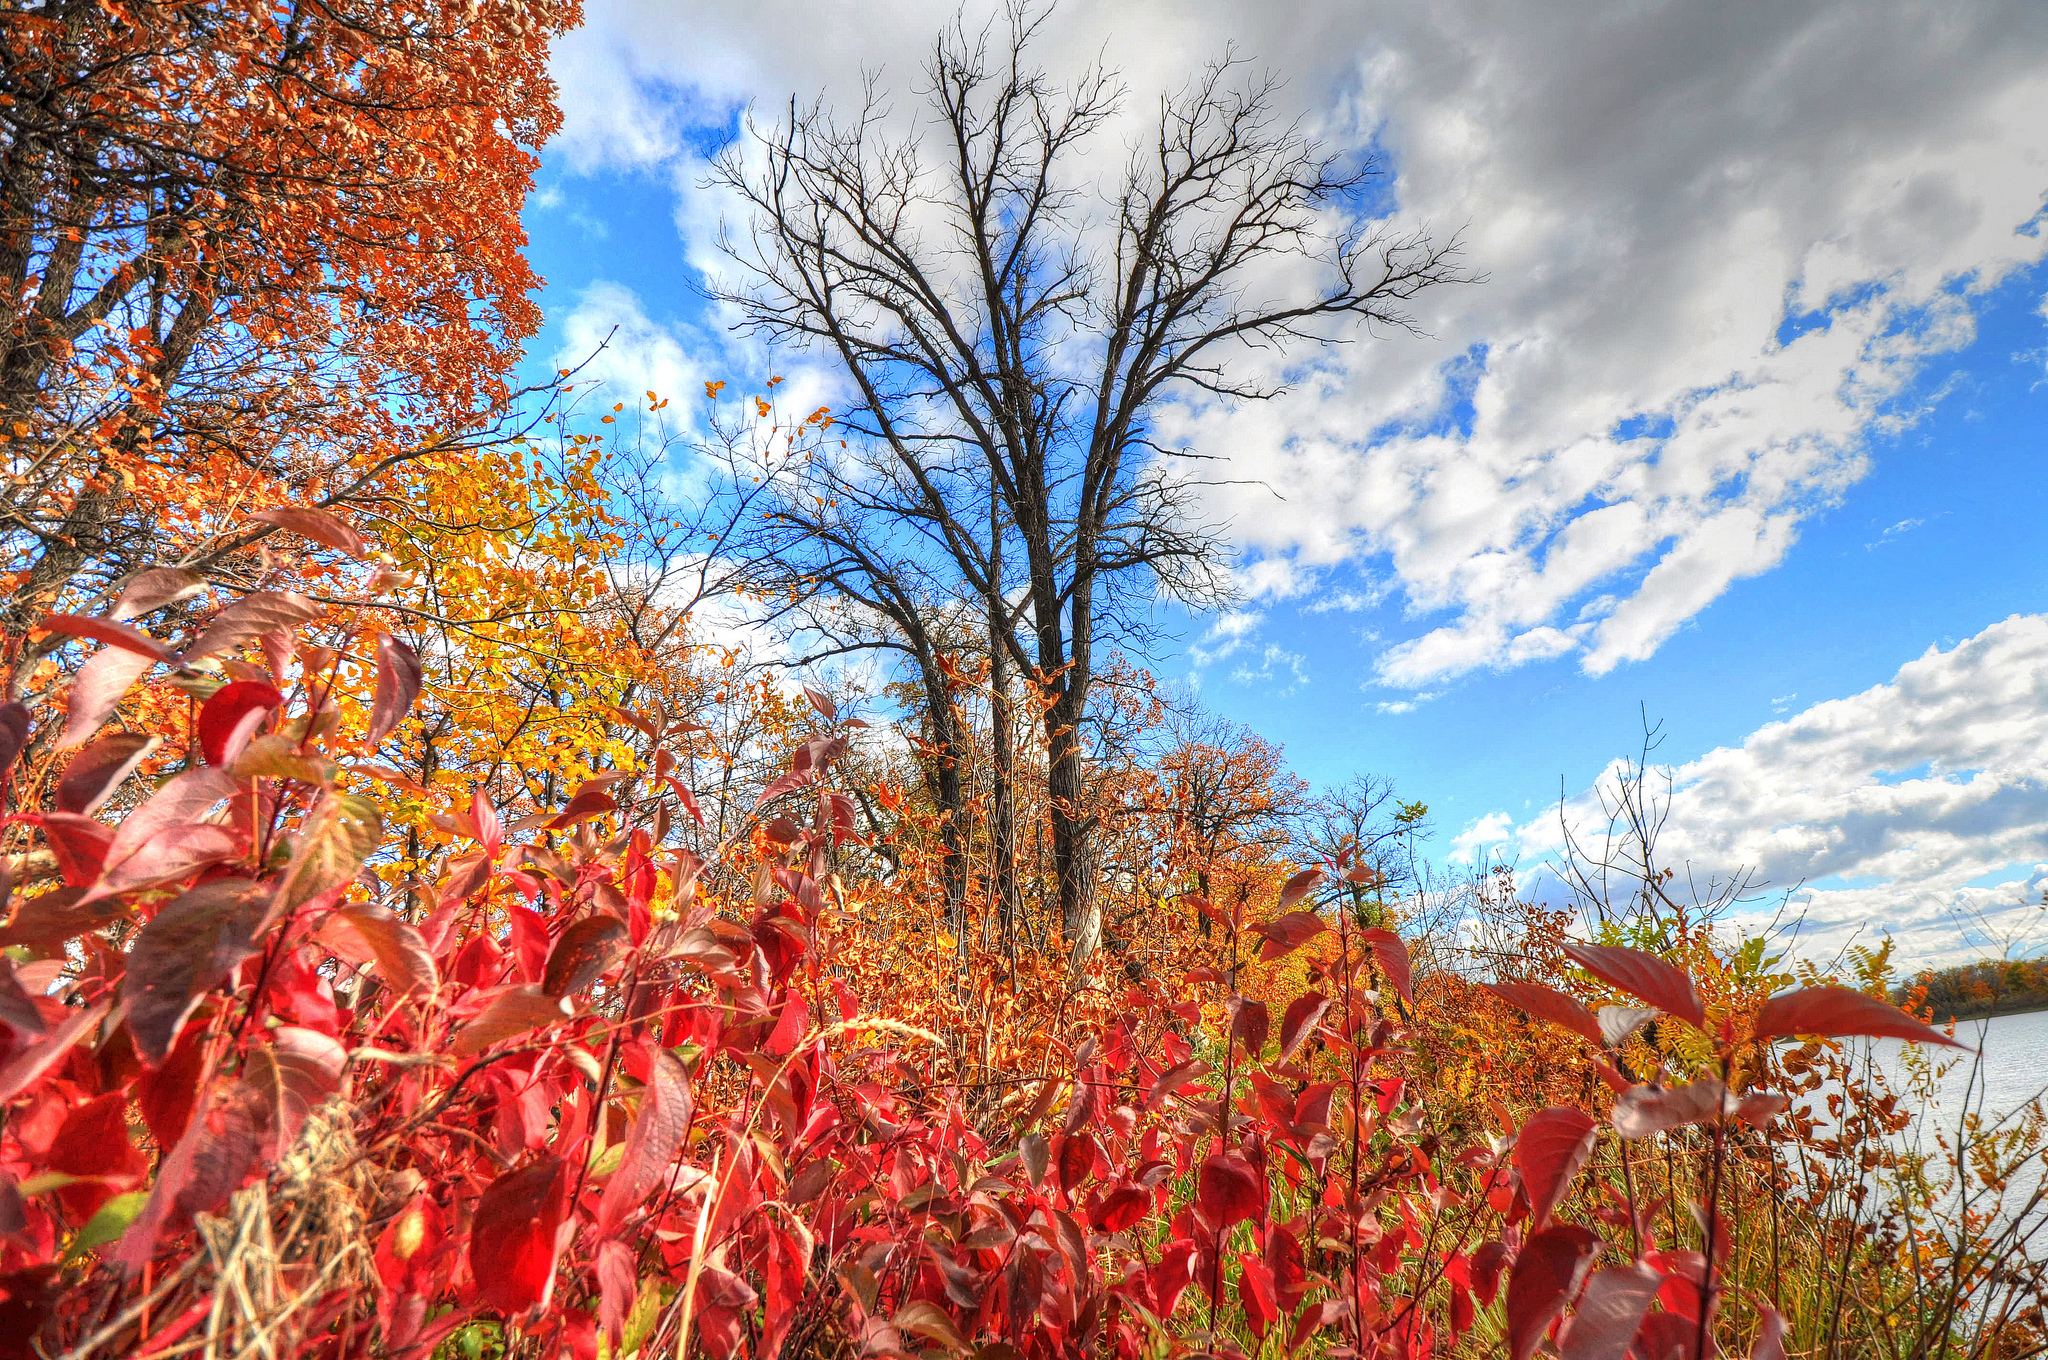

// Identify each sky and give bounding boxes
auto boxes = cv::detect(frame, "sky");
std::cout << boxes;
[516,0,2048,970]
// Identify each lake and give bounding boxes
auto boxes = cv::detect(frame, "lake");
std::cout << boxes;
[1869,1007,2048,1125]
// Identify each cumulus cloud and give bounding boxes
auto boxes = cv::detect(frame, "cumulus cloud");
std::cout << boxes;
[1481,614,2048,967]
[546,0,2048,691]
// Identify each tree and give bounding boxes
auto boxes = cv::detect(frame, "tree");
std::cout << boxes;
[714,5,1464,966]
[708,393,989,927]
[0,0,576,683]
[1295,773,1426,926]
[1153,710,1306,932]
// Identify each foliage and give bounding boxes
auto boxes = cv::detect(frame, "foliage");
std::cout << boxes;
[0,0,578,668]
[1900,957,2048,1021]
[1,587,2041,1360]
[0,5,2042,1357]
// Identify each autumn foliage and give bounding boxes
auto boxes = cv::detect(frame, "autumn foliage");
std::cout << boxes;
[2,6,2044,1360]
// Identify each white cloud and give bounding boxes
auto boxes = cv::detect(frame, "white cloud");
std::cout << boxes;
[554,280,704,409]
[1449,810,1517,865]
[1230,644,1310,694]
[1502,614,2048,968]
[547,0,2048,690]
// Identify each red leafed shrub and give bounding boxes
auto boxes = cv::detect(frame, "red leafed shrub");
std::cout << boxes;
[0,594,2012,1360]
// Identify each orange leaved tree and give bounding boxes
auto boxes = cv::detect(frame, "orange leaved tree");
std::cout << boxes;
[0,0,578,665]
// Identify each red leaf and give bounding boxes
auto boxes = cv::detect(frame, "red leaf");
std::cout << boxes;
[1751,985,1964,1049]
[1610,1080,1728,1140]
[1559,1265,1663,1360]
[1093,1185,1151,1233]
[545,789,616,829]
[1486,981,1604,1045]
[1505,1224,1598,1360]
[55,732,159,816]
[39,613,174,661]
[753,766,811,809]
[1471,1241,1510,1305]
[1143,1059,1209,1113]
[332,904,438,998]
[1236,1251,1279,1338]
[1360,927,1413,1006]
[374,1195,447,1297]
[117,1078,270,1272]
[366,634,422,748]
[1253,910,1326,962]
[595,1237,636,1343]
[1750,1304,1788,1360]
[0,960,43,1038]
[1230,997,1270,1058]
[802,685,837,721]
[764,991,809,1057]
[1197,1149,1263,1229]
[93,823,239,899]
[0,1001,109,1103]
[92,766,238,897]
[59,645,154,749]
[250,506,367,558]
[137,1026,208,1146]
[542,914,628,998]
[597,1046,693,1238]
[676,781,706,828]
[111,567,206,621]
[197,680,283,766]
[1562,944,1705,1028]
[1278,991,1331,1061]
[1634,1311,1704,1360]
[249,1026,347,1150]
[1278,867,1323,911]
[49,1091,149,1220]
[1057,1131,1097,1195]
[31,814,112,887]
[470,1159,569,1316]
[124,878,269,1063]
[1514,1107,1597,1230]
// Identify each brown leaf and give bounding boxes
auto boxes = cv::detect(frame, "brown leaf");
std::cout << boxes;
[59,646,154,749]
[365,633,422,748]
[124,879,269,1063]
[273,793,381,917]
[185,591,322,662]
[55,732,159,816]
[452,984,573,1056]
[543,914,628,998]
[333,904,438,997]
[250,506,367,558]
[111,568,206,621]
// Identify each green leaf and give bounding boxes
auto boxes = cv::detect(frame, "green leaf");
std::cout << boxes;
[231,733,338,786]
[274,792,381,916]
[67,1190,148,1258]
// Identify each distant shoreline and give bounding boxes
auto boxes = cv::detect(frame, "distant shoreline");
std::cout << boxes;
[1928,999,2048,1025]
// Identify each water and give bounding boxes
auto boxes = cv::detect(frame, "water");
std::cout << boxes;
[1869,1008,2048,1126]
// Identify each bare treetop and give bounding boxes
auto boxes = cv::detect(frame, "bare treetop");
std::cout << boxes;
[712,3,1467,966]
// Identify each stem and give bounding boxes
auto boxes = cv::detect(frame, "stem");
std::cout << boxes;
[1697,1060,1731,1360]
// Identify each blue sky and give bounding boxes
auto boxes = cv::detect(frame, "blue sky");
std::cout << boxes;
[515,0,2048,968]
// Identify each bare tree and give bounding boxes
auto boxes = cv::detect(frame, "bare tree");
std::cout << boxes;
[1297,773,1427,926]
[714,5,1465,966]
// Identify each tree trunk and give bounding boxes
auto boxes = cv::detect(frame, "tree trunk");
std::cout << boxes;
[1047,683,1098,972]
[987,488,1021,963]
[915,658,971,925]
